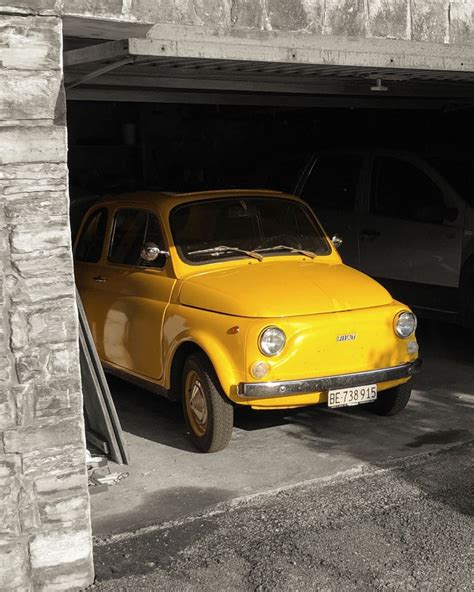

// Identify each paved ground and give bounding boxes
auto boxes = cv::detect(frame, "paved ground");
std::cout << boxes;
[91,320,473,537]
[91,441,473,591]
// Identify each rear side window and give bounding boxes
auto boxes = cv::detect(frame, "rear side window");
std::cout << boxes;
[75,208,108,263]
[300,154,362,212]
[109,209,166,267]
[371,157,446,223]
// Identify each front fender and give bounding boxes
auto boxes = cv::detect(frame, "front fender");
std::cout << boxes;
[163,304,249,397]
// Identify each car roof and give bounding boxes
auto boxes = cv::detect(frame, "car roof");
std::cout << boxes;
[90,188,304,214]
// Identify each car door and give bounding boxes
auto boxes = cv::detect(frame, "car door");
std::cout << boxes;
[74,206,111,360]
[296,152,365,270]
[101,207,176,380]
[359,154,465,307]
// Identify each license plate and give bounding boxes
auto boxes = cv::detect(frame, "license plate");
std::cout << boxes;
[328,384,377,408]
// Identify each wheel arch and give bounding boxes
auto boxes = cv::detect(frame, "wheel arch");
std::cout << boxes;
[168,341,208,402]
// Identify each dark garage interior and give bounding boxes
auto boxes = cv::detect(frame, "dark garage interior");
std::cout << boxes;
[65,61,474,536]
[67,100,474,199]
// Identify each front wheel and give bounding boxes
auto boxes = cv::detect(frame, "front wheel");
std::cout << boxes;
[182,353,234,452]
[369,382,412,416]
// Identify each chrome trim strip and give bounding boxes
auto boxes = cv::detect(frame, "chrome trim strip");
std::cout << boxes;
[238,359,422,398]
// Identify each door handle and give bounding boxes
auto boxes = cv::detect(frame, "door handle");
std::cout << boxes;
[92,276,107,283]
[360,229,381,240]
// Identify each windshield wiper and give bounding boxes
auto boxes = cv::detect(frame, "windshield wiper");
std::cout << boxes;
[188,245,263,261]
[255,245,317,259]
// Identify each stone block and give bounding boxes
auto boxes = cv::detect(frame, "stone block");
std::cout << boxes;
[0,70,61,121]
[63,0,124,18]
[10,299,77,350]
[412,0,449,44]
[8,274,74,305]
[14,345,79,384]
[34,470,86,497]
[10,224,71,254]
[0,15,61,70]
[0,124,66,166]
[0,455,21,486]
[22,443,88,497]
[128,0,176,22]
[0,388,16,430]
[176,0,231,26]
[47,347,80,378]
[18,482,41,532]
[14,349,50,384]
[0,456,21,536]
[0,162,66,181]
[0,356,12,384]
[38,492,89,524]
[0,1,63,15]
[35,377,82,419]
[0,493,20,536]
[27,300,77,347]
[266,0,316,31]
[11,248,73,279]
[3,418,84,454]
[3,178,66,196]
[0,542,29,590]
[449,0,474,45]
[324,0,367,37]
[12,384,34,426]
[368,0,409,39]
[32,558,94,592]
[231,0,265,28]
[9,308,28,350]
[5,192,68,223]
[29,529,92,568]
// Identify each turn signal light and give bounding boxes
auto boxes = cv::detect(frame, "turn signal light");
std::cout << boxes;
[250,361,270,379]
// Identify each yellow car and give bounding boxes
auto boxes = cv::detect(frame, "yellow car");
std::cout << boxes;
[74,190,421,453]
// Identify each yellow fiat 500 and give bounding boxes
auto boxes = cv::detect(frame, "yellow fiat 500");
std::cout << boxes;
[74,190,421,452]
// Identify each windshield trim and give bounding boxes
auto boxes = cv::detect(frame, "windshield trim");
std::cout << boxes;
[169,196,331,266]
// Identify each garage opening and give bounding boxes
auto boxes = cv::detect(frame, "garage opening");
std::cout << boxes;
[64,37,474,536]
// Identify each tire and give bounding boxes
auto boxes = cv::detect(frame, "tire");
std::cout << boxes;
[182,353,234,453]
[369,382,412,416]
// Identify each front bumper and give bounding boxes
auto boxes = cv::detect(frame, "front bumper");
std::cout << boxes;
[238,359,422,398]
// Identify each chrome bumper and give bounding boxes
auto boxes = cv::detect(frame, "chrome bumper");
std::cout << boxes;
[238,359,422,398]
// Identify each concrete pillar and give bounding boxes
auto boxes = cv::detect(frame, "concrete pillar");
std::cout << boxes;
[0,8,94,592]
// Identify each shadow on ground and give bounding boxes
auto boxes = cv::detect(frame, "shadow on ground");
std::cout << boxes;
[94,319,473,534]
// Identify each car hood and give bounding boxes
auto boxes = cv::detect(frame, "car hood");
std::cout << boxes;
[178,260,392,318]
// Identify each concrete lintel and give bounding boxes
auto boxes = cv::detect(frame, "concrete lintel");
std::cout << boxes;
[130,29,474,73]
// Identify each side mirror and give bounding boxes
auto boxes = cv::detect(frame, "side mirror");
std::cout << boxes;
[331,234,343,249]
[140,242,169,262]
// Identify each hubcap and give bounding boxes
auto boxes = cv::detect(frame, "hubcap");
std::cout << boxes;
[185,370,208,437]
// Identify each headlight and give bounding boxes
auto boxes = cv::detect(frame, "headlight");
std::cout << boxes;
[394,311,417,338]
[259,326,286,356]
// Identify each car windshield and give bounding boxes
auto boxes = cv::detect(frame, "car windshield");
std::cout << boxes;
[170,197,331,264]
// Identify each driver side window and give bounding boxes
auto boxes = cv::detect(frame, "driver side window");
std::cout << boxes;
[109,209,166,268]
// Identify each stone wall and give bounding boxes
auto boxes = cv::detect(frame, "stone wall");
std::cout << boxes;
[62,0,473,46]
[0,8,93,591]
